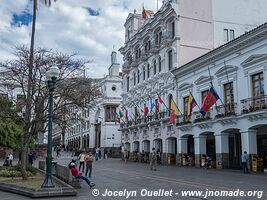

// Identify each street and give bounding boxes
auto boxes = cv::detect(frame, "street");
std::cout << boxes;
[0,156,266,200]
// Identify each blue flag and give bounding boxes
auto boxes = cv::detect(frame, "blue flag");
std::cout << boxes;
[150,98,155,112]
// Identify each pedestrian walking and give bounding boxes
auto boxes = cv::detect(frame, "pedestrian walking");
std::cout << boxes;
[56,145,60,157]
[123,149,128,163]
[150,148,157,171]
[69,162,95,188]
[78,151,86,172]
[95,148,99,161]
[85,153,94,178]
[8,153,13,167]
[241,151,250,174]
[104,149,108,159]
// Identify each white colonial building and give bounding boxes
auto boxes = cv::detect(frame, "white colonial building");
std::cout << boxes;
[53,51,123,153]
[119,0,267,169]
[172,23,267,170]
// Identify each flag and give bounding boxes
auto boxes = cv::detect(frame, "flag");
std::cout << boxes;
[142,4,154,19]
[188,93,197,116]
[170,99,180,123]
[119,110,123,118]
[125,109,128,120]
[150,98,155,112]
[158,95,163,104]
[200,86,220,116]
[144,105,149,115]
[116,113,120,124]
[156,99,159,111]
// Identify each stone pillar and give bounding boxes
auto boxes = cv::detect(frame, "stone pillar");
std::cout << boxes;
[241,129,257,169]
[240,129,257,155]
[215,133,229,169]
[194,135,207,167]
[162,139,168,164]
[177,138,188,166]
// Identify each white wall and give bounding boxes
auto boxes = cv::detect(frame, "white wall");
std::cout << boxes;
[212,0,267,47]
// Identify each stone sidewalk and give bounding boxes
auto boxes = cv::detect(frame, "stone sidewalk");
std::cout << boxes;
[1,157,266,200]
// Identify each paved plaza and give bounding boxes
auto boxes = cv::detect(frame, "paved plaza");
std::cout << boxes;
[0,155,266,200]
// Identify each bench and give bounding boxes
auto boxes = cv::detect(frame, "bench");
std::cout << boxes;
[38,161,82,189]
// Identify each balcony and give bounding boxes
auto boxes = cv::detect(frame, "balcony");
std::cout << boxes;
[193,111,211,123]
[176,115,192,126]
[241,95,267,113]
[215,103,237,119]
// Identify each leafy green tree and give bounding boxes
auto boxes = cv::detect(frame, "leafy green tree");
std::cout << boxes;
[0,97,22,149]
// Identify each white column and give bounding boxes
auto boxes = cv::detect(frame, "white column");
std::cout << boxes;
[194,135,207,155]
[178,138,188,154]
[215,133,229,154]
[162,139,167,153]
[240,129,257,155]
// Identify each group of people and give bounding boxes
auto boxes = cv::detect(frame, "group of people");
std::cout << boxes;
[69,151,95,189]
[122,148,252,174]
[123,148,158,171]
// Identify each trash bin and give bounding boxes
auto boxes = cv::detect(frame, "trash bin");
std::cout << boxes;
[51,161,57,175]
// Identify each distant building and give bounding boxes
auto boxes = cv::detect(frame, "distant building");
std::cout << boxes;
[54,51,123,152]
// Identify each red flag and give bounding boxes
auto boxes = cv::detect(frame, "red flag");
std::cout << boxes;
[170,114,176,123]
[200,86,220,116]
[125,109,128,120]
[156,103,159,111]
[145,106,149,114]
[158,95,163,104]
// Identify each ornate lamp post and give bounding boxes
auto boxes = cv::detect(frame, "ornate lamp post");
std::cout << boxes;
[42,65,60,188]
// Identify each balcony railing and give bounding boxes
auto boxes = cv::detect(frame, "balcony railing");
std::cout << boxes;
[177,115,192,126]
[241,95,267,113]
[193,111,211,123]
[215,103,237,118]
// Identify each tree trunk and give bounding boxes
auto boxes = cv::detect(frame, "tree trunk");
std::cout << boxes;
[20,134,29,180]
[20,148,28,180]
[61,127,66,147]
[21,0,37,180]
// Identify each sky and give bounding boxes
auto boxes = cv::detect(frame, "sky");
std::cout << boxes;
[0,0,163,78]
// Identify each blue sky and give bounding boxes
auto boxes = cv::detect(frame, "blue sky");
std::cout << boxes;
[0,0,161,78]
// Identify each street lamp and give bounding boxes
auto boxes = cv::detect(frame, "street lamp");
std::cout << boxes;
[42,65,60,188]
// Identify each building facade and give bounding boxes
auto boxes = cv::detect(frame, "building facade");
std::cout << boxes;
[172,23,267,169]
[119,0,267,168]
[53,51,123,152]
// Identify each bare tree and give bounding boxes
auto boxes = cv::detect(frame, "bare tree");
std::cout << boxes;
[0,46,101,179]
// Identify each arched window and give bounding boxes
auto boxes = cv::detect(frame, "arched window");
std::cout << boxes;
[143,66,146,81]
[127,76,130,92]
[168,50,173,70]
[153,60,157,75]
[137,70,140,83]
[147,64,150,78]
[133,72,136,86]
[158,56,162,72]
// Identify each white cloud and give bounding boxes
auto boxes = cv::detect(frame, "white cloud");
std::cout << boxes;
[0,0,162,78]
